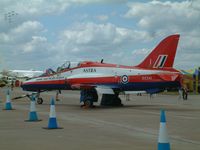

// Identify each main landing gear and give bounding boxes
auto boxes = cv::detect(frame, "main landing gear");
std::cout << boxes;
[80,89,98,108]
[80,89,123,108]
[100,92,123,107]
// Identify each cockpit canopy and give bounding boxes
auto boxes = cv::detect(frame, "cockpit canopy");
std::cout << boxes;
[40,61,82,76]
[56,61,81,72]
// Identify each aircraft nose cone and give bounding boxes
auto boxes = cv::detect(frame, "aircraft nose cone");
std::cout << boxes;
[21,81,28,90]
[21,80,33,91]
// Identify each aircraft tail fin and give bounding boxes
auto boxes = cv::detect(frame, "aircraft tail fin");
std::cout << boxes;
[136,34,180,69]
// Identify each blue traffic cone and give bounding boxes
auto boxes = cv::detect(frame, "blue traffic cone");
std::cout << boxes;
[25,96,42,122]
[158,109,170,150]
[4,89,14,110]
[43,97,63,129]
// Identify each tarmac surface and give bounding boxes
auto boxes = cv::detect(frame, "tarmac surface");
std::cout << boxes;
[0,87,200,150]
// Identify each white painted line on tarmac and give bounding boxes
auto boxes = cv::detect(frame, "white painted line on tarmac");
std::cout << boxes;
[13,104,200,146]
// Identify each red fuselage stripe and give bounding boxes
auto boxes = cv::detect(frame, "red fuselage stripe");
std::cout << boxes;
[24,74,181,85]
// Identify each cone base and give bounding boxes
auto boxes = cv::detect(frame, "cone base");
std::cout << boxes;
[42,127,63,130]
[4,103,14,110]
[25,119,42,122]
[27,112,40,121]
[43,118,63,129]
[158,143,170,150]
[3,108,15,110]
[48,118,58,129]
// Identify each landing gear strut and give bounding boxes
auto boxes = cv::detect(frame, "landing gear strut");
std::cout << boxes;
[35,92,43,104]
[80,89,98,108]
[56,90,61,101]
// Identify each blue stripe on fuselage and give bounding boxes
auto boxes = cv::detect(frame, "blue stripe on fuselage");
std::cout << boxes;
[21,84,72,91]
[117,81,180,91]
[21,81,180,92]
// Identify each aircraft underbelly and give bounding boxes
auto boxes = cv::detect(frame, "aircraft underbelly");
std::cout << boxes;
[117,81,180,91]
[21,82,71,91]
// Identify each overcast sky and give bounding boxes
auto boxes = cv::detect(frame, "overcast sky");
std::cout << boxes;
[0,0,199,71]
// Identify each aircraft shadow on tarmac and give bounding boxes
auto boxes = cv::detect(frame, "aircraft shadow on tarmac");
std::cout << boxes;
[12,97,200,112]
[37,103,200,112]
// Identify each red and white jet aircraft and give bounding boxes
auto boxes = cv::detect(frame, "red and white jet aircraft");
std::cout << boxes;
[21,34,182,107]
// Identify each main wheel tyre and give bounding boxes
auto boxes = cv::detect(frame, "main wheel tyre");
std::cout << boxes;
[37,98,43,104]
[84,100,93,108]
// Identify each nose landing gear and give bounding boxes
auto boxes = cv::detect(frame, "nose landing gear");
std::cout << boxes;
[37,97,44,104]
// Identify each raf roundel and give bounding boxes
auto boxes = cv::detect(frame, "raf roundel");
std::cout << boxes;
[121,75,129,84]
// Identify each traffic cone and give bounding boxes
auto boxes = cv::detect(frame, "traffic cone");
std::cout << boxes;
[43,97,63,129]
[158,109,170,150]
[25,96,42,122]
[4,89,14,110]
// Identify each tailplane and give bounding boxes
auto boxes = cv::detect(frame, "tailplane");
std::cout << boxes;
[136,34,180,69]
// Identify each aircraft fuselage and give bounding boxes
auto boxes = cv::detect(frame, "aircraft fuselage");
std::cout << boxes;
[21,62,182,93]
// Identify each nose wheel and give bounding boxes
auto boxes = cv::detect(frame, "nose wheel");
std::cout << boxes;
[37,98,43,104]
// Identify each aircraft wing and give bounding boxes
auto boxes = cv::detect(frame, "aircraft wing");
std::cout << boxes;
[71,84,117,94]
[95,86,115,94]
[71,83,95,89]
[69,73,179,95]
[158,74,179,81]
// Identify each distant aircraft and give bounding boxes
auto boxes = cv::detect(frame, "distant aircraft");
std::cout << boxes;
[0,74,7,87]
[8,70,43,78]
[19,34,182,107]
[0,69,43,87]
